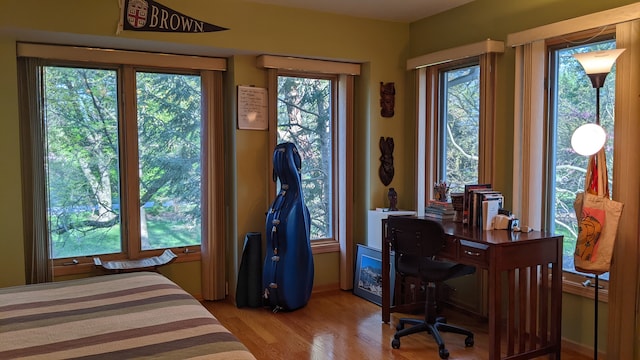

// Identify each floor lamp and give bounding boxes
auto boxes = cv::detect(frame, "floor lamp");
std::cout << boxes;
[571,48,625,360]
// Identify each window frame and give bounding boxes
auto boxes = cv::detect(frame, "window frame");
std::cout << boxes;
[509,21,633,302]
[409,40,503,214]
[274,71,338,243]
[508,6,640,355]
[259,55,359,262]
[409,41,502,316]
[18,44,226,278]
[544,30,618,297]
[435,58,482,193]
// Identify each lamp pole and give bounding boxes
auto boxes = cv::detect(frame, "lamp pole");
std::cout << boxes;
[595,86,600,126]
[572,48,625,360]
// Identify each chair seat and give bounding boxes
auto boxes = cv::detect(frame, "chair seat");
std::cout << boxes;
[397,254,476,282]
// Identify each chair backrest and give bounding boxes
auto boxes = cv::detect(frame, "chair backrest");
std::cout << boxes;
[387,216,446,274]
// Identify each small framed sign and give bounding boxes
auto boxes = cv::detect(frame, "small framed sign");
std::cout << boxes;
[237,85,268,130]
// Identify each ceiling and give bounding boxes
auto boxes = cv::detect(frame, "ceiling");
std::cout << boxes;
[244,0,475,23]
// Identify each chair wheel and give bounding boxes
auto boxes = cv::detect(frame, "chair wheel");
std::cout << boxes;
[391,338,401,349]
[465,336,474,347]
[439,348,450,359]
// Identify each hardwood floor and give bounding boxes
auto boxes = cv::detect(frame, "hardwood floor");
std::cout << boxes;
[203,289,590,360]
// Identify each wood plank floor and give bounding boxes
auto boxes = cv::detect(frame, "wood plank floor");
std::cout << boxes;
[203,289,590,360]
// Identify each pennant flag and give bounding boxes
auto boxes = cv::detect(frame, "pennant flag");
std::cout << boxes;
[118,0,228,34]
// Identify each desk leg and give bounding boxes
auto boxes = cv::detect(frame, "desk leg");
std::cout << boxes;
[551,258,562,358]
[488,260,501,359]
[382,220,391,323]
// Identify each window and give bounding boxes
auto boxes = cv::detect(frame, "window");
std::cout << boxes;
[19,45,226,278]
[276,74,335,240]
[508,8,639,354]
[438,62,481,193]
[548,38,617,280]
[135,72,203,251]
[44,66,121,258]
[410,40,502,210]
[510,24,626,298]
[45,67,202,259]
[410,42,501,316]
[259,55,359,265]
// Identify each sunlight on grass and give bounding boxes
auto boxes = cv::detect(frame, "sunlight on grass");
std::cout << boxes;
[52,220,199,258]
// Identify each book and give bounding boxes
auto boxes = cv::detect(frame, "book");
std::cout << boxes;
[425,199,455,221]
[424,211,455,220]
[469,188,497,227]
[425,207,455,216]
[427,200,453,209]
[472,190,503,227]
[449,193,465,222]
[482,199,501,230]
[463,184,492,224]
[450,193,464,211]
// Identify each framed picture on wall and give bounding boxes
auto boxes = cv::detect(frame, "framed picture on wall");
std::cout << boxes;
[353,244,395,306]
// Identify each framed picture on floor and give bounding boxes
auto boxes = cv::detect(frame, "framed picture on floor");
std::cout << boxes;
[353,244,394,306]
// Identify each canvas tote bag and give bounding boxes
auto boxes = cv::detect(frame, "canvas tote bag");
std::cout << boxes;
[573,149,623,275]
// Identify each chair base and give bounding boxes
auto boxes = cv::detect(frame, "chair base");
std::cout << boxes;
[391,315,474,359]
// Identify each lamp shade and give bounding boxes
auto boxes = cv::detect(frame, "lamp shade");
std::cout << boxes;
[571,123,606,156]
[573,49,625,75]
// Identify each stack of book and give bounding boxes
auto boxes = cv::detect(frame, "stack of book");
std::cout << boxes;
[424,200,455,220]
[463,184,504,229]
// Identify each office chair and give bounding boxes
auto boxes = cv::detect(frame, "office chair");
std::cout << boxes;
[388,216,475,359]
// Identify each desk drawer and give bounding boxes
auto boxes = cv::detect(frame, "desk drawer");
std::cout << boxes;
[459,240,489,266]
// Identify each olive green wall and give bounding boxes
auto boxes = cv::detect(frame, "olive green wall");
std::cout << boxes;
[407,0,637,352]
[0,35,23,287]
[408,0,638,206]
[563,292,609,352]
[0,0,409,294]
[0,0,632,352]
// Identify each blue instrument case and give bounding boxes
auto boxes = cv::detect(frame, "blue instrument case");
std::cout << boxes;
[262,142,314,311]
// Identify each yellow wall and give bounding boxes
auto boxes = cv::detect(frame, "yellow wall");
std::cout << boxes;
[408,0,638,205]
[408,0,637,352]
[0,35,24,287]
[0,0,409,293]
[0,0,634,352]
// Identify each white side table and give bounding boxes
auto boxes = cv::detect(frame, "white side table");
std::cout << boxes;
[367,210,416,250]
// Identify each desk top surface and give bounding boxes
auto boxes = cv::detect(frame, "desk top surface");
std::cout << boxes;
[391,216,562,246]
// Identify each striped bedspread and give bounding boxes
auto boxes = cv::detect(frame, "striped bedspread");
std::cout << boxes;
[0,272,257,360]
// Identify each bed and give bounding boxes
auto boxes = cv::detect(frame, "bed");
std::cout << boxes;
[0,272,257,360]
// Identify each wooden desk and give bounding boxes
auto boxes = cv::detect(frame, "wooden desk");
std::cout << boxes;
[382,216,562,360]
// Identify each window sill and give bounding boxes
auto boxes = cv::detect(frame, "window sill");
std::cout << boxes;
[311,240,340,254]
[562,274,608,303]
[53,251,201,277]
